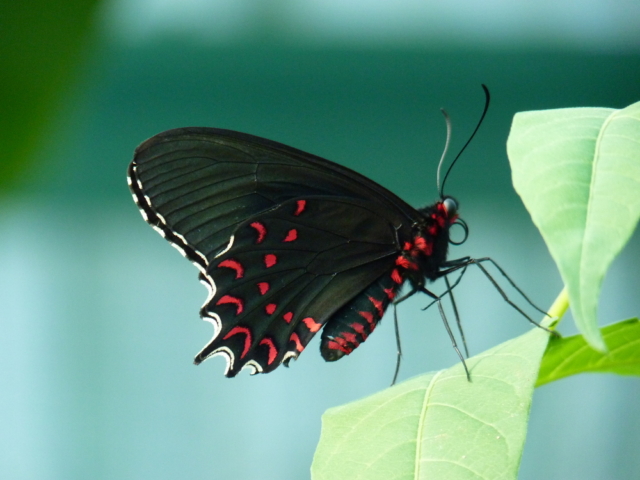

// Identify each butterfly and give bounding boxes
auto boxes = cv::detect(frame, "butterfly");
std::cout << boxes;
[127,86,543,378]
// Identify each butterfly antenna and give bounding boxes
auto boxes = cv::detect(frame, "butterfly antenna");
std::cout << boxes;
[436,109,452,198]
[440,84,491,198]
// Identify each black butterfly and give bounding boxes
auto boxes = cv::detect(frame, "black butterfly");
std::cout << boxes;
[128,87,545,379]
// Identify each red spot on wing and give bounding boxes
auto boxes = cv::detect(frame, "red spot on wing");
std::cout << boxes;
[259,338,278,365]
[294,200,306,216]
[302,317,322,332]
[368,296,385,318]
[283,229,298,242]
[403,241,413,250]
[216,295,244,315]
[395,255,418,270]
[250,222,267,243]
[384,287,396,300]
[428,224,438,236]
[217,259,244,279]
[290,332,304,352]
[265,303,277,315]
[264,254,277,268]
[283,312,293,323]
[223,326,251,358]
[257,282,270,295]
[391,269,403,284]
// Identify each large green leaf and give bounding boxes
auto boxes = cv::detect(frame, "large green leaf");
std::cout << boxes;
[0,1,101,191]
[507,101,640,351]
[537,318,640,387]
[311,328,549,480]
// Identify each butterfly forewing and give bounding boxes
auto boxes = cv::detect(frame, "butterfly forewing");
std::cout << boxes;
[131,128,421,264]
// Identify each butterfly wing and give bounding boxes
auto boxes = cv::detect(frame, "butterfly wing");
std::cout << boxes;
[128,128,417,375]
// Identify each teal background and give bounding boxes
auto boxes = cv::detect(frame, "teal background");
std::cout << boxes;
[2,2,640,478]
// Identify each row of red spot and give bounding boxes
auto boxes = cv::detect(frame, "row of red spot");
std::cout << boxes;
[213,200,318,365]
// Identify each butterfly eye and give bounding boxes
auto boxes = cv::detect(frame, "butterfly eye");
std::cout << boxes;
[442,197,458,218]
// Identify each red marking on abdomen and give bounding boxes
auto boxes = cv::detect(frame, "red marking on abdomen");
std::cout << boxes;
[257,282,270,295]
[333,336,348,347]
[294,200,306,216]
[265,303,277,315]
[327,340,351,354]
[428,224,438,236]
[350,322,367,337]
[391,269,403,284]
[223,326,251,358]
[358,311,375,325]
[217,259,244,279]
[341,332,358,345]
[415,236,433,255]
[259,338,278,365]
[384,287,396,300]
[250,222,267,243]
[368,296,385,317]
[283,229,298,242]
[216,295,244,315]
[264,254,277,268]
[395,255,418,270]
[302,317,321,332]
[290,332,304,352]
[283,312,293,323]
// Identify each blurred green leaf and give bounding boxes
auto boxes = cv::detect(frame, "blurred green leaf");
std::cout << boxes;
[536,318,640,387]
[507,101,640,351]
[311,328,549,480]
[0,1,101,191]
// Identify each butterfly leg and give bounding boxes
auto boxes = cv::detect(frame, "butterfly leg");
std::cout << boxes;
[396,285,471,381]
[439,257,556,335]
[392,303,402,386]
[390,287,420,385]
[418,286,471,381]
[392,281,472,382]
[419,271,471,359]
[444,275,469,358]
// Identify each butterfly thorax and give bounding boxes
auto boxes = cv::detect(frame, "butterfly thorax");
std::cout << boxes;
[398,200,456,286]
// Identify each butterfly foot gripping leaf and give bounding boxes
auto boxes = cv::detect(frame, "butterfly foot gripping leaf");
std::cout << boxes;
[128,127,461,376]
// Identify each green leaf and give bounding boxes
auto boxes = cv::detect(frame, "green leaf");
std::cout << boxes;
[311,328,549,480]
[536,318,640,387]
[507,101,640,351]
[0,1,101,191]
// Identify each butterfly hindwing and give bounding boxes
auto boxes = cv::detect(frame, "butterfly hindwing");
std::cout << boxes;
[195,196,403,376]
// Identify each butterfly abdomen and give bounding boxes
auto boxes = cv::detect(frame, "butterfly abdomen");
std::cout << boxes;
[320,272,400,361]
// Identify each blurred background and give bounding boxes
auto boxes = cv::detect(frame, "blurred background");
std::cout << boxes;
[2,1,640,478]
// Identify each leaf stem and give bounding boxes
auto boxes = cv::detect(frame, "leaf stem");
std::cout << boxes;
[542,287,569,329]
